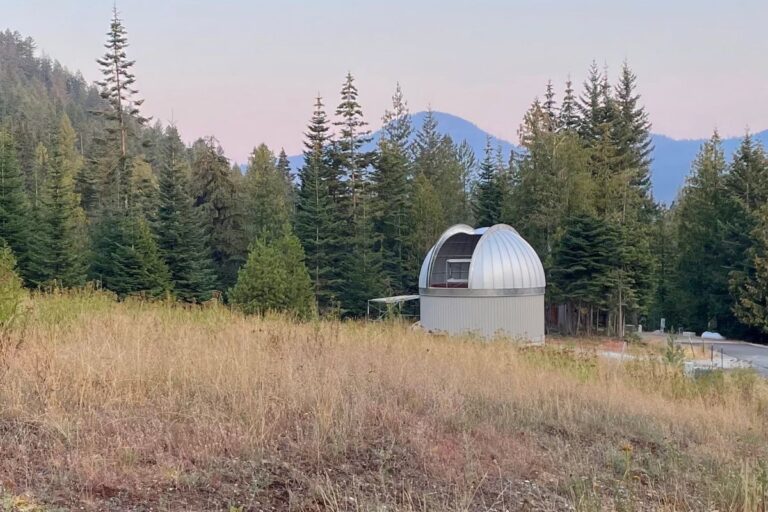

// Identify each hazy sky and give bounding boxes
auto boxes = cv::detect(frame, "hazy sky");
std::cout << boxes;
[6,0,768,162]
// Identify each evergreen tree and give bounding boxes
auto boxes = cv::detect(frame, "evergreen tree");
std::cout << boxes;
[156,126,215,301]
[549,214,621,335]
[230,229,315,319]
[412,112,466,225]
[675,133,736,333]
[411,109,442,181]
[25,144,52,286]
[578,62,605,144]
[725,133,768,214]
[371,83,413,294]
[732,205,768,335]
[329,73,384,312]
[42,115,88,287]
[30,143,49,207]
[648,208,682,329]
[130,158,159,221]
[559,77,579,132]
[94,6,149,211]
[542,79,558,132]
[332,72,372,220]
[725,135,768,337]
[408,172,445,273]
[456,140,477,222]
[90,213,170,298]
[613,62,653,193]
[276,148,295,215]
[473,137,504,226]
[294,97,343,311]
[243,144,292,243]
[0,130,32,283]
[191,136,246,292]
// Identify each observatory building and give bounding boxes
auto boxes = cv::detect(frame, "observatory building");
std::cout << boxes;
[418,224,545,342]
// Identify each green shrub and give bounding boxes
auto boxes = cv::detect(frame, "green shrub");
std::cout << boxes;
[229,231,315,319]
[663,333,685,366]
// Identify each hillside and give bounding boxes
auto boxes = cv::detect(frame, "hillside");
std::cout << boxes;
[4,27,762,207]
[1,292,766,510]
[0,30,107,174]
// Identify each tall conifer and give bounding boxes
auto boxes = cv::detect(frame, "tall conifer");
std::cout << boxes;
[156,126,215,301]
[0,130,32,283]
[295,97,343,311]
[191,137,246,292]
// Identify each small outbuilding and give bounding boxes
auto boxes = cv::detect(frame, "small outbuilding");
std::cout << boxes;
[418,224,545,342]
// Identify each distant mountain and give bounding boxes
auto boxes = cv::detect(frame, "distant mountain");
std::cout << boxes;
[266,111,517,178]
[651,131,768,203]
[270,111,768,206]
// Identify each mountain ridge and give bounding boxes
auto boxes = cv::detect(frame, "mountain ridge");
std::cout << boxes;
[268,111,768,205]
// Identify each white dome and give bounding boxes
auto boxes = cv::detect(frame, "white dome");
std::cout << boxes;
[419,224,545,294]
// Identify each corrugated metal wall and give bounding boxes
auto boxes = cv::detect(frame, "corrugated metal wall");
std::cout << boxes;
[420,295,545,343]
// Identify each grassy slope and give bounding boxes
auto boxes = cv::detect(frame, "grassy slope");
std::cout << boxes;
[0,291,766,511]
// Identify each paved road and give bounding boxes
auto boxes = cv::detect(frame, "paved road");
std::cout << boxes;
[709,341,768,376]
[676,337,768,376]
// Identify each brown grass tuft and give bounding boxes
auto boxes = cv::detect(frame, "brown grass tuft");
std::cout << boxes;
[0,291,766,510]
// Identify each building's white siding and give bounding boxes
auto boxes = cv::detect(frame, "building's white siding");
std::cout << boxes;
[420,295,545,343]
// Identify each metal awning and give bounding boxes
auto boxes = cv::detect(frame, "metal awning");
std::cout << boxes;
[366,295,420,320]
[368,295,419,304]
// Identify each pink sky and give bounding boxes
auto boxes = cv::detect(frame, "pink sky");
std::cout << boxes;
[7,0,768,163]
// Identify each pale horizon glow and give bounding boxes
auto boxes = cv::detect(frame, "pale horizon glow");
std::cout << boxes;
[6,0,768,163]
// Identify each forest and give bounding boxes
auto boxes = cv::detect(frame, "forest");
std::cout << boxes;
[1,10,767,340]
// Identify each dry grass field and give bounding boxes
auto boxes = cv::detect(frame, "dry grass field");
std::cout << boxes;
[0,290,767,511]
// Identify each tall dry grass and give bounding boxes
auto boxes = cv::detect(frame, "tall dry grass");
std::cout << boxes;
[0,290,766,511]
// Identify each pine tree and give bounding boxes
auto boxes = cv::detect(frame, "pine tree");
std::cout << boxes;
[276,148,295,216]
[559,77,579,132]
[90,213,170,298]
[542,79,558,132]
[725,135,768,337]
[726,133,768,214]
[578,62,605,144]
[411,109,442,181]
[156,126,215,302]
[0,130,32,283]
[411,112,466,225]
[130,158,159,221]
[329,73,384,312]
[456,140,477,223]
[371,83,413,294]
[294,97,343,311]
[332,72,372,221]
[42,114,88,287]
[675,133,736,333]
[25,143,52,286]
[243,144,292,243]
[613,62,653,194]
[191,137,245,293]
[94,8,148,211]
[550,214,620,335]
[408,172,445,273]
[30,143,49,207]
[513,100,562,257]
[473,137,504,226]
[732,205,768,335]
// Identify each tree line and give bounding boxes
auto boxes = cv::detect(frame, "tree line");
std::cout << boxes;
[0,12,766,339]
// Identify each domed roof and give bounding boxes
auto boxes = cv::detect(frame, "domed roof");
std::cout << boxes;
[419,224,545,294]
